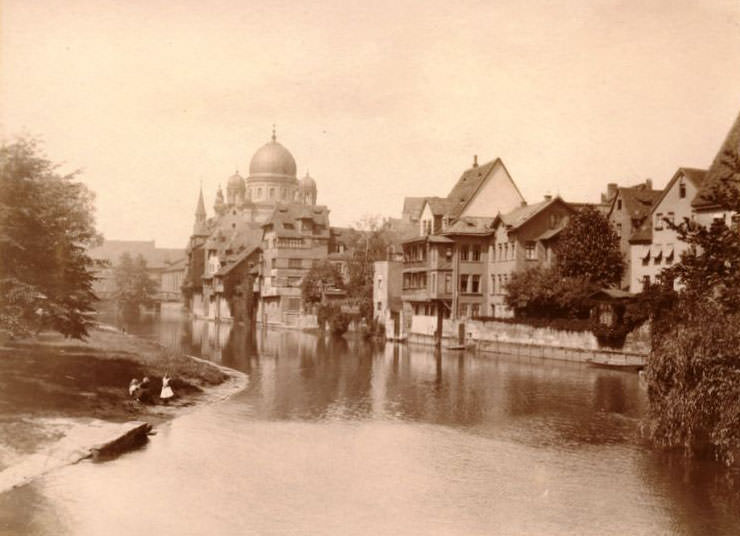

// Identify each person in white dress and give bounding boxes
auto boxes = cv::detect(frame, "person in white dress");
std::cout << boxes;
[160,374,174,403]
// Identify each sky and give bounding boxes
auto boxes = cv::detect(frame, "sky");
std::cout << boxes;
[2,0,740,248]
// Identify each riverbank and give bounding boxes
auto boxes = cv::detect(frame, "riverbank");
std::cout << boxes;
[0,325,246,479]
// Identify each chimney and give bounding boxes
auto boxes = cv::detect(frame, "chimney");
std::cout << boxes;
[544,192,552,202]
[520,200,527,207]
[645,178,653,190]
[473,154,478,168]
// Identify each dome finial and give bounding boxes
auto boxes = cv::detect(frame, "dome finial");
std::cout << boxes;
[271,123,276,142]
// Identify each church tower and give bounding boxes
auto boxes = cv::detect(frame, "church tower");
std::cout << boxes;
[193,186,208,235]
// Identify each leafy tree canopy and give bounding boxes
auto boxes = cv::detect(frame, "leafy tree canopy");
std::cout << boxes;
[0,138,101,338]
[554,205,625,286]
[645,146,740,465]
[301,260,344,305]
[113,253,158,316]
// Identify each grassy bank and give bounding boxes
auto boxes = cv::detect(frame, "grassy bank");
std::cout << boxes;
[0,326,236,469]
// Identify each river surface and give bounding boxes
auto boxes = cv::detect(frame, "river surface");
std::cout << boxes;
[2,307,739,535]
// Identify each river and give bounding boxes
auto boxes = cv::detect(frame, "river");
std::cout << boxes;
[1,306,739,535]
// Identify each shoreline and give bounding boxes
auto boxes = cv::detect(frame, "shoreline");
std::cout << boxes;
[0,325,247,492]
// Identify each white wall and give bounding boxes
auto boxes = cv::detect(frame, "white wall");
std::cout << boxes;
[460,162,525,218]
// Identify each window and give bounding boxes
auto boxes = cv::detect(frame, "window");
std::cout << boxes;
[490,274,495,295]
[617,198,622,210]
[377,276,383,289]
[459,274,469,292]
[287,276,301,287]
[549,213,559,228]
[655,213,663,230]
[269,188,275,199]
[667,212,674,225]
[679,182,686,199]
[497,244,503,261]
[504,243,508,259]
[525,242,536,260]
[471,274,480,294]
[471,304,479,318]
[511,242,516,259]
[460,245,469,261]
[271,258,276,269]
[616,223,622,238]
[430,247,438,263]
[445,273,452,293]
[283,223,295,230]
[288,258,302,269]
[430,272,436,291]
[472,245,481,261]
[458,302,468,318]
[257,187,262,198]
[377,301,382,311]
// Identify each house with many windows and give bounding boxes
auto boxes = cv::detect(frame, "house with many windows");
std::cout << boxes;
[628,168,706,292]
[489,196,575,317]
[606,180,662,289]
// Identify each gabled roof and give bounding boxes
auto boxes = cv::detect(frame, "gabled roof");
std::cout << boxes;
[402,197,426,220]
[649,167,707,217]
[692,111,740,209]
[214,246,261,276]
[424,196,456,216]
[608,183,661,222]
[443,217,494,235]
[263,203,331,238]
[445,158,524,219]
[493,196,573,231]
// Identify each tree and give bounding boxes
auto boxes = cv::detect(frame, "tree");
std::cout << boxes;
[554,206,625,286]
[0,138,101,339]
[645,151,740,464]
[344,216,398,320]
[505,266,593,319]
[113,253,158,316]
[301,260,344,305]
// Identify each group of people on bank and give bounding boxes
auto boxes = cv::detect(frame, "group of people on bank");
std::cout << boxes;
[128,375,174,404]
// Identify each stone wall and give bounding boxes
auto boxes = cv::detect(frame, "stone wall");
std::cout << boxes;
[407,314,650,364]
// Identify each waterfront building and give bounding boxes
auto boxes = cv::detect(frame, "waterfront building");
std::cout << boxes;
[605,180,661,289]
[373,258,404,339]
[184,129,331,326]
[489,196,575,317]
[398,155,527,324]
[628,168,706,292]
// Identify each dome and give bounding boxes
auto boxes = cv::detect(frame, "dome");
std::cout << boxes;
[248,133,297,179]
[227,171,245,193]
[299,171,316,190]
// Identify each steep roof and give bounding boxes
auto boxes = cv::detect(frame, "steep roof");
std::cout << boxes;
[609,183,662,223]
[692,111,740,209]
[446,158,524,219]
[214,246,260,276]
[424,196,456,216]
[650,167,707,217]
[402,197,426,220]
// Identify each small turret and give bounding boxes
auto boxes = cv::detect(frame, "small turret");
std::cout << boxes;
[298,170,317,205]
[214,185,226,216]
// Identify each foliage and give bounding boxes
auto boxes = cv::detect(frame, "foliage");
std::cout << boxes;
[113,253,158,316]
[504,266,594,319]
[554,205,625,286]
[645,147,740,464]
[223,271,255,323]
[301,260,345,304]
[317,303,350,336]
[344,216,399,320]
[0,138,101,339]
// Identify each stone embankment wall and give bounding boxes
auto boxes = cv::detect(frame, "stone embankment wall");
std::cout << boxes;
[407,315,650,364]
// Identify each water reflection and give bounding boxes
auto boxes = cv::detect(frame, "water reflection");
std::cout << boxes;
[7,309,734,535]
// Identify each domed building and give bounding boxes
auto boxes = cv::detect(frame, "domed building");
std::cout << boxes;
[184,129,343,325]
